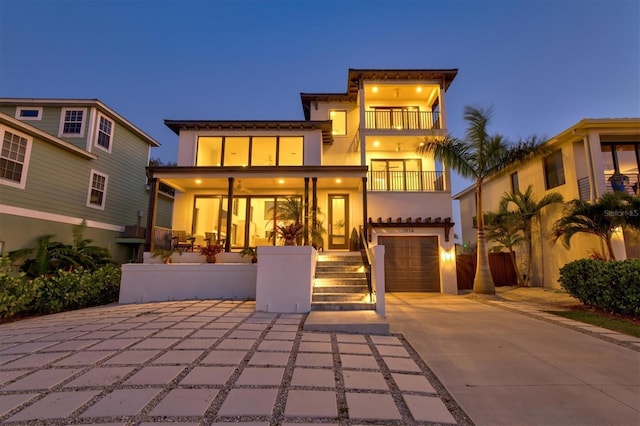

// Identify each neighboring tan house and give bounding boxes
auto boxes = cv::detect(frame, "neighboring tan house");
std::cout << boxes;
[146,68,459,293]
[0,98,172,263]
[454,118,640,289]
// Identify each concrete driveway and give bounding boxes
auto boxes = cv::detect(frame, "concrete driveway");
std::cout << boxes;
[386,293,640,426]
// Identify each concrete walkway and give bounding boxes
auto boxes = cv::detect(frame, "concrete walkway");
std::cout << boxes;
[386,293,640,426]
[0,300,469,425]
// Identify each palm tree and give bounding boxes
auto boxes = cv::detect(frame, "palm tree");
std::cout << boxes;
[499,185,563,286]
[419,106,548,294]
[553,192,638,260]
[485,210,525,286]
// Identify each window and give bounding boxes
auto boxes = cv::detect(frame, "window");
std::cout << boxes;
[59,108,86,137]
[543,149,565,189]
[196,136,303,166]
[0,128,31,189]
[15,107,42,121]
[370,158,425,191]
[87,170,108,209]
[510,172,519,193]
[95,114,114,152]
[329,110,347,136]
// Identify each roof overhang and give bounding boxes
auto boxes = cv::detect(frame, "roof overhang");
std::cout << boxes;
[347,68,458,95]
[163,120,334,145]
[148,165,368,193]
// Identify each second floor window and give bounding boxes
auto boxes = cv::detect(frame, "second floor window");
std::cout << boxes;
[510,172,519,193]
[0,129,31,189]
[87,170,108,209]
[60,108,86,137]
[196,136,303,167]
[544,149,565,189]
[329,110,347,136]
[96,115,114,152]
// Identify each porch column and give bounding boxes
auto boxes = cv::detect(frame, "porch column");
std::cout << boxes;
[225,177,234,252]
[362,176,369,244]
[312,177,318,244]
[304,177,310,246]
[145,176,159,251]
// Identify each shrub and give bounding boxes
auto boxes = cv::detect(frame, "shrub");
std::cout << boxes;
[558,259,640,316]
[0,260,121,321]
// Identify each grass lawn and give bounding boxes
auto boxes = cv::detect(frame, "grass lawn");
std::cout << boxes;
[547,309,640,338]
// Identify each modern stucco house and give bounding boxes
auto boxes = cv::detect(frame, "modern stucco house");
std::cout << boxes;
[454,118,640,289]
[0,98,172,263]
[145,68,459,294]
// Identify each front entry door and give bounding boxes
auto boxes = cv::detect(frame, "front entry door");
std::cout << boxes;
[328,194,349,250]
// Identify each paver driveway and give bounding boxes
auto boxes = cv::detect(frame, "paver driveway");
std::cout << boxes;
[0,300,469,425]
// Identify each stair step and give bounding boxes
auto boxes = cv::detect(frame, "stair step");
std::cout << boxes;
[315,264,365,271]
[303,311,389,335]
[314,278,368,287]
[315,272,367,279]
[312,293,370,302]
[310,301,376,311]
[313,285,369,294]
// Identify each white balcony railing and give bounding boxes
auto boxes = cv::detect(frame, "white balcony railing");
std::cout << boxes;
[368,170,444,192]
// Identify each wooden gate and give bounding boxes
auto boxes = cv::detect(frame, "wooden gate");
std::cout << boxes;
[456,252,518,290]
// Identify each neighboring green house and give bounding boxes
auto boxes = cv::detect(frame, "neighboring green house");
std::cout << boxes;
[0,98,173,263]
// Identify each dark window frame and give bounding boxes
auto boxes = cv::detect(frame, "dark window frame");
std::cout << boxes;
[543,149,566,190]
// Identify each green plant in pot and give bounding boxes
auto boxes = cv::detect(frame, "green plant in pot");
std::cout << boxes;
[240,246,258,263]
[152,247,182,264]
[200,243,224,263]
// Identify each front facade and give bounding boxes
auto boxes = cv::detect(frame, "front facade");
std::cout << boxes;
[0,99,171,263]
[455,118,640,288]
[147,69,459,293]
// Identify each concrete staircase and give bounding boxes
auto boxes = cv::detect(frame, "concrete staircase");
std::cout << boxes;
[311,252,375,311]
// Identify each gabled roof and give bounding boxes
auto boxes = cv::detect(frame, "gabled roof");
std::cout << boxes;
[300,68,458,119]
[164,119,334,144]
[0,98,161,147]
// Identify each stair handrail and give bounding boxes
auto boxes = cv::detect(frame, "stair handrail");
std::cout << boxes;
[358,225,374,302]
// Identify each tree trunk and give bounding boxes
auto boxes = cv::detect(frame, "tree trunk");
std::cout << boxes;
[606,238,616,260]
[474,178,495,294]
[510,249,524,287]
[523,228,532,287]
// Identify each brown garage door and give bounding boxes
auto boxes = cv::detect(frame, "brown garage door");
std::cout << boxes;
[379,236,440,292]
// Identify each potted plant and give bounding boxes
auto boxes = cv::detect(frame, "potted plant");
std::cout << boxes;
[275,222,304,246]
[200,243,224,263]
[240,246,258,263]
[152,247,182,264]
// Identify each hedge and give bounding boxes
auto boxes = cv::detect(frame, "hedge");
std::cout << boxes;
[0,256,121,321]
[558,259,640,317]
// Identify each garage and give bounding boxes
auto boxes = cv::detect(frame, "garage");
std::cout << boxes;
[379,236,440,292]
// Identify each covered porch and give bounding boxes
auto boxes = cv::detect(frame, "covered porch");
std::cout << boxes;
[144,165,369,252]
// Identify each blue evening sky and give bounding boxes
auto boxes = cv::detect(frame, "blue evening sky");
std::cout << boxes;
[1,0,639,200]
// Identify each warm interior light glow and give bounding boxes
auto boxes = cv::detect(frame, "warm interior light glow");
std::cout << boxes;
[372,86,378,93]
[419,142,425,147]
[195,179,202,184]
[336,179,342,183]
[278,179,285,184]
[373,140,380,147]
[416,86,423,93]
[329,110,335,116]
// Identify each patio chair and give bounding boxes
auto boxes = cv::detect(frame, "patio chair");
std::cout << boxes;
[171,230,195,251]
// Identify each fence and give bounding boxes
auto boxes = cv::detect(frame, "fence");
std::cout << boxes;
[456,252,518,290]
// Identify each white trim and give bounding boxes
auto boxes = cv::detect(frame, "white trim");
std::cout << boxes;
[15,106,43,121]
[86,107,96,152]
[87,169,109,210]
[0,125,32,189]
[58,107,87,138]
[0,204,123,232]
[94,112,114,154]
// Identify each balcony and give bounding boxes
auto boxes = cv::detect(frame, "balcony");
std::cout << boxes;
[365,110,440,130]
[368,170,444,192]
